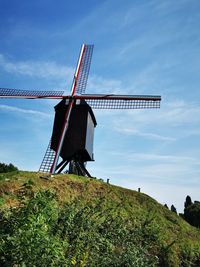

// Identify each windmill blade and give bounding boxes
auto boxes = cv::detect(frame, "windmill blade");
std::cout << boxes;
[72,44,94,95]
[0,88,64,99]
[75,94,161,109]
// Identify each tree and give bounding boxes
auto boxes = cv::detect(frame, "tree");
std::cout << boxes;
[0,162,18,173]
[184,195,192,209]
[184,202,200,228]
[171,205,177,214]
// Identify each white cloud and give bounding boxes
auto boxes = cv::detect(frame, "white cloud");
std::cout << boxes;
[110,151,200,165]
[87,75,123,94]
[93,158,200,186]
[160,100,200,125]
[0,54,127,95]
[115,127,175,141]
[0,54,74,82]
[109,100,200,137]
[0,104,50,118]
[91,98,200,144]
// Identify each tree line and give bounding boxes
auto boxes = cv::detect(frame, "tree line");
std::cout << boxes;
[0,162,18,173]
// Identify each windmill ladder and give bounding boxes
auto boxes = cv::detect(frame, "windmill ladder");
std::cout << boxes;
[39,139,55,173]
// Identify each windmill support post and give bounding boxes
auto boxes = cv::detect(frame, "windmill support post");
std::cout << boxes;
[56,160,69,174]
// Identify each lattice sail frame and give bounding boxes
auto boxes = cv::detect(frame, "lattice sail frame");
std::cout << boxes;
[0,88,64,98]
[77,94,161,109]
[75,45,93,95]
[0,89,161,109]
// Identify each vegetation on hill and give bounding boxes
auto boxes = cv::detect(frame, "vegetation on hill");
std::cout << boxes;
[0,171,200,266]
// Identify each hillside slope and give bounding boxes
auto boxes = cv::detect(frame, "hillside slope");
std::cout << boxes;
[0,171,200,266]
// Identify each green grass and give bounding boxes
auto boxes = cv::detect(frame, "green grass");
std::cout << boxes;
[0,171,200,266]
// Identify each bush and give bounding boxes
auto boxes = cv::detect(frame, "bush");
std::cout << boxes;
[0,190,160,266]
[0,191,67,266]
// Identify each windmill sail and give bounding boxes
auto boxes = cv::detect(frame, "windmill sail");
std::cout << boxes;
[0,88,64,99]
[75,94,161,109]
[75,45,94,95]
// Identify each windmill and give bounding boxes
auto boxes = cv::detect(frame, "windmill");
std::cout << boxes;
[0,44,161,177]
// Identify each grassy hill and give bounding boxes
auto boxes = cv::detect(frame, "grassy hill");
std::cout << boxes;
[0,171,200,266]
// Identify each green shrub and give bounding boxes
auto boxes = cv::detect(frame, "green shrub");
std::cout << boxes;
[0,190,160,266]
[0,191,67,266]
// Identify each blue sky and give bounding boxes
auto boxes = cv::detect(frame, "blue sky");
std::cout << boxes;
[0,0,200,212]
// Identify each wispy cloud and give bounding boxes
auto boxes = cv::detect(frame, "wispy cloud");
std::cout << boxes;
[114,100,200,128]
[105,99,200,143]
[88,74,123,94]
[92,160,200,187]
[0,53,127,95]
[93,155,200,186]
[110,151,200,165]
[0,104,50,118]
[115,127,175,141]
[0,54,74,81]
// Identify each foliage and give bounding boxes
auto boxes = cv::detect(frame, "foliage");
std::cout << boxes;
[0,162,18,173]
[56,199,161,266]
[183,195,200,228]
[0,191,67,266]
[0,190,161,266]
[184,195,192,209]
[184,202,200,228]
[171,205,177,214]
